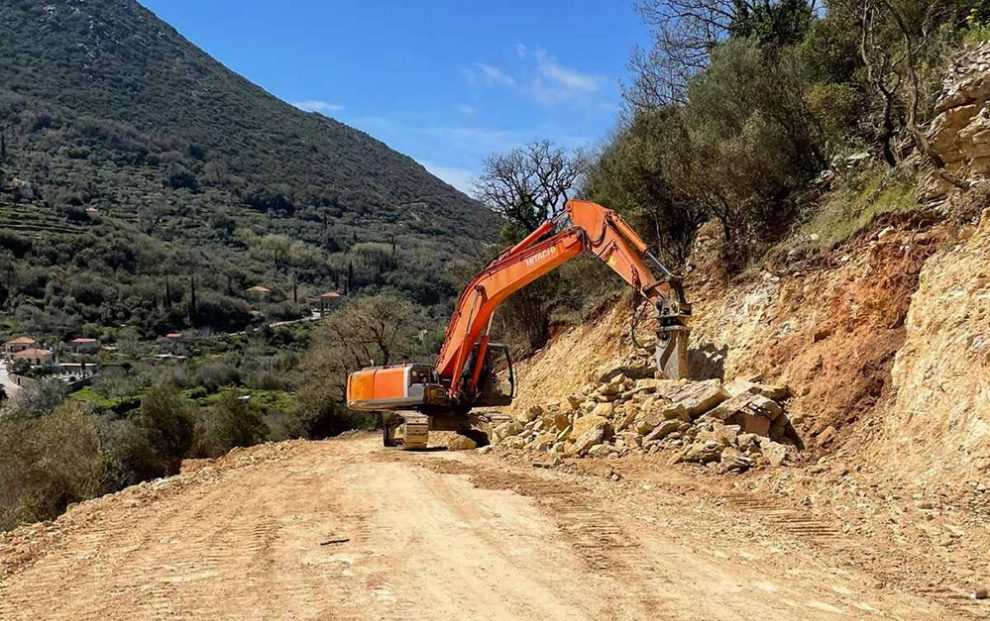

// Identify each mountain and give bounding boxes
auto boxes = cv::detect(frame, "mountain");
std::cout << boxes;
[0,0,497,338]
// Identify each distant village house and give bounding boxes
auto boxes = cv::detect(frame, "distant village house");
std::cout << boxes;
[13,348,54,367]
[246,285,272,300]
[315,290,341,317]
[69,337,101,353]
[4,336,36,356]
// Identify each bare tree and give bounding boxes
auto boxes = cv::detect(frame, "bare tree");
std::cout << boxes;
[474,140,587,232]
[626,0,817,110]
[857,0,972,187]
[881,0,971,189]
[473,140,587,352]
[628,0,731,107]
[859,0,905,166]
[303,294,425,401]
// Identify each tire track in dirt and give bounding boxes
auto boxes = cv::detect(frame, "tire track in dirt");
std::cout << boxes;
[415,450,971,621]
[419,458,674,617]
[717,489,989,620]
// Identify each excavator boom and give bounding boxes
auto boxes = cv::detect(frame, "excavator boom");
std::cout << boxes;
[346,200,691,440]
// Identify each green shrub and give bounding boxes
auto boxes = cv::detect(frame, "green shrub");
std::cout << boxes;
[964,8,990,45]
[791,165,921,248]
[293,387,374,439]
[132,386,196,474]
[0,404,102,531]
[95,416,165,487]
[12,378,70,417]
[806,83,865,147]
[196,391,268,455]
[193,359,241,391]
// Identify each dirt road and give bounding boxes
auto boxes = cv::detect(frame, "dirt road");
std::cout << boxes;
[0,436,978,620]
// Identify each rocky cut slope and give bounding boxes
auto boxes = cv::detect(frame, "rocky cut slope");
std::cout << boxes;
[501,44,990,489]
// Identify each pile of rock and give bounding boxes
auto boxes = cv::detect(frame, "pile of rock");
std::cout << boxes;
[491,369,798,472]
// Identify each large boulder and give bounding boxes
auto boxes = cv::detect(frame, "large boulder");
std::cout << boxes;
[528,432,557,452]
[614,408,638,432]
[759,439,790,467]
[643,420,681,443]
[615,431,642,448]
[665,379,729,418]
[502,436,528,449]
[520,405,544,423]
[586,443,615,458]
[492,420,523,443]
[551,412,570,432]
[572,414,610,439]
[736,414,771,437]
[706,393,783,437]
[695,422,740,448]
[659,403,691,422]
[446,434,478,451]
[570,425,606,457]
[676,440,722,464]
[591,402,615,418]
[720,447,754,472]
[926,43,990,193]
[723,378,791,401]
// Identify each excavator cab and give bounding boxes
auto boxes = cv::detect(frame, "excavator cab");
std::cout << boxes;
[474,343,515,407]
[461,343,516,408]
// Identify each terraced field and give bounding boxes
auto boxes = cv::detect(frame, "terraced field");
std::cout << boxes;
[0,201,96,237]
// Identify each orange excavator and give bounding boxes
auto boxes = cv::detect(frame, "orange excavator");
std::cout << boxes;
[346,200,691,448]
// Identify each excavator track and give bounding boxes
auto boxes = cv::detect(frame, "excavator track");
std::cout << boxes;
[399,413,429,450]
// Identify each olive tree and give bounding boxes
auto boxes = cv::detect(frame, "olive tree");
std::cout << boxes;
[296,294,429,437]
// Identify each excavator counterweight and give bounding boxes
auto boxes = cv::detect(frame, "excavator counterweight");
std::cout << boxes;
[346,200,691,448]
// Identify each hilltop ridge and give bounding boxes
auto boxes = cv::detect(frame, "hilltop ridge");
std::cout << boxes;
[0,0,496,336]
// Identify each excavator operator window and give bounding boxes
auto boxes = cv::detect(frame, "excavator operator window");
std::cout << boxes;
[477,343,515,405]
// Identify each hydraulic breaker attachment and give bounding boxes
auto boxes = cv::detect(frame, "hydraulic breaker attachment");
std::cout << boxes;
[656,324,690,380]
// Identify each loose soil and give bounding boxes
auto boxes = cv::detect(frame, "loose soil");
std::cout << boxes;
[1,435,985,620]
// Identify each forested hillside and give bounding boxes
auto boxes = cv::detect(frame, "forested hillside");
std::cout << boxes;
[0,0,497,338]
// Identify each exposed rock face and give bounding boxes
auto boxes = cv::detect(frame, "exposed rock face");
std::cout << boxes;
[928,42,990,192]
[883,210,990,481]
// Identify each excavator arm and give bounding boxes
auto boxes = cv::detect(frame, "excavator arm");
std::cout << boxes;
[436,200,690,402]
[346,200,691,421]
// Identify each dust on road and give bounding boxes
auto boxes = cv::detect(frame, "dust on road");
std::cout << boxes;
[0,436,969,620]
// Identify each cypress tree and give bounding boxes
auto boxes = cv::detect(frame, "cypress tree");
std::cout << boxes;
[188,275,197,323]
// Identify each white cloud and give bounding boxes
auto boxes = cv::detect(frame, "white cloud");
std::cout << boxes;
[463,47,604,107]
[421,161,478,195]
[455,104,476,116]
[291,100,345,114]
[464,62,516,88]
[535,49,599,92]
[531,48,601,105]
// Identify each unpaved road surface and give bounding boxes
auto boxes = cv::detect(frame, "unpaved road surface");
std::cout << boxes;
[0,436,981,620]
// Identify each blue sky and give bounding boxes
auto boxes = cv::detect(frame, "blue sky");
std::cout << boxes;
[139,1,648,194]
